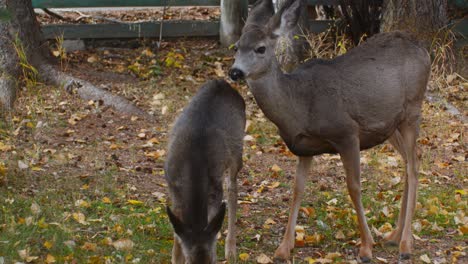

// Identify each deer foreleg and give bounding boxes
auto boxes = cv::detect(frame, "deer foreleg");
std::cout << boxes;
[274,156,313,260]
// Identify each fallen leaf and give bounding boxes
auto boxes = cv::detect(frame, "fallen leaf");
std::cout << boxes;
[102,197,112,204]
[45,254,56,263]
[271,164,282,172]
[31,202,41,215]
[420,254,431,263]
[81,242,97,251]
[376,257,388,263]
[112,238,134,251]
[256,253,272,263]
[72,212,88,225]
[87,55,98,63]
[335,230,345,240]
[214,61,225,77]
[239,253,250,261]
[127,199,144,206]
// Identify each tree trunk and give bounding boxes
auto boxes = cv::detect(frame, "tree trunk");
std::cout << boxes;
[380,0,448,40]
[220,0,248,47]
[0,0,19,113]
[0,0,151,119]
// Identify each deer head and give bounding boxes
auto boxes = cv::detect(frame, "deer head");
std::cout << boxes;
[229,0,304,81]
[166,203,226,264]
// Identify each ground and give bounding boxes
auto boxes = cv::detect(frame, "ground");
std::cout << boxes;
[0,35,466,264]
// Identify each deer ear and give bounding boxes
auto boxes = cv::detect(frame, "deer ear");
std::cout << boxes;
[167,206,186,237]
[267,0,303,38]
[204,202,226,237]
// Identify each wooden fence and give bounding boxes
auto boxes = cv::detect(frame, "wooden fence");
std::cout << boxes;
[32,0,466,44]
[32,0,336,40]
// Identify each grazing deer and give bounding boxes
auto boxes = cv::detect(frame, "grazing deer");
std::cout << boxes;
[229,0,430,262]
[165,80,246,263]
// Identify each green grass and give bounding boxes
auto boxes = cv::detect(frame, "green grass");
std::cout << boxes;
[0,171,173,263]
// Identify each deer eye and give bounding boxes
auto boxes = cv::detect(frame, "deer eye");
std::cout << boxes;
[255,46,266,54]
[233,45,238,52]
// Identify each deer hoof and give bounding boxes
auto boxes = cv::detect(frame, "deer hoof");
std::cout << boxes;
[359,256,372,263]
[273,245,291,261]
[273,257,289,264]
[399,253,411,260]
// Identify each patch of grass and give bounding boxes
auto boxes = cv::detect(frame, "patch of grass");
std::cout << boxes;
[0,183,172,263]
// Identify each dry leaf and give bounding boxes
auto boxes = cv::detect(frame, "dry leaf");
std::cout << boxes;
[239,253,250,261]
[271,164,282,172]
[214,62,225,77]
[72,212,88,225]
[127,199,144,206]
[256,253,273,263]
[112,238,134,251]
[81,242,97,251]
[420,254,431,263]
[31,202,41,215]
[45,254,56,263]
[335,230,345,240]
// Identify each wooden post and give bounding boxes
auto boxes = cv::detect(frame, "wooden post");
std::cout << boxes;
[220,0,248,47]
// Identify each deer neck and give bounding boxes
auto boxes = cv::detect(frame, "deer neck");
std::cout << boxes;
[246,62,298,134]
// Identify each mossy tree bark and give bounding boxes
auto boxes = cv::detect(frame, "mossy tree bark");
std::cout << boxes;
[380,0,448,41]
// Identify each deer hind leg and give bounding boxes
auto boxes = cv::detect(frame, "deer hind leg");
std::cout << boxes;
[339,136,374,263]
[384,130,409,245]
[274,156,313,260]
[225,158,242,262]
[397,122,420,260]
[172,234,185,264]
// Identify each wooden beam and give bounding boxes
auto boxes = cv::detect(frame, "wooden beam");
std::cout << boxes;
[41,21,220,39]
[40,20,333,39]
[32,0,337,8]
[33,0,220,8]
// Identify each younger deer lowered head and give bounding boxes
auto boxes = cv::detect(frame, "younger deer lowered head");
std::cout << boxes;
[165,80,246,263]
[229,0,430,262]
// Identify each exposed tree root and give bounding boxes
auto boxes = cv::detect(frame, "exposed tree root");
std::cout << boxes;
[38,63,153,120]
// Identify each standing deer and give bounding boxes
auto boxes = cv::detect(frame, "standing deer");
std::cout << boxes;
[229,0,430,262]
[165,80,246,263]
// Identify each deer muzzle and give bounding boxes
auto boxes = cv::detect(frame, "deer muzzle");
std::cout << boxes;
[228,68,245,81]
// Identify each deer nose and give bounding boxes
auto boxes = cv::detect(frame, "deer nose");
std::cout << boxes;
[229,68,244,81]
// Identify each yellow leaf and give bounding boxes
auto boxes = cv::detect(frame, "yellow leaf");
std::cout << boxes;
[271,164,282,172]
[37,220,49,230]
[43,241,53,249]
[109,144,120,150]
[324,252,341,260]
[127,199,144,206]
[455,189,466,195]
[378,222,393,233]
[239,253,250,261]
[0,142,13,152]
[263,218,276,229]
[305,257,317,264]
[0,162,6,176]
[459,224,468,235]
[305,233,323,245]
[268,182,280,189]
[45,254,56,263]
[102,197,112,204]
[72,212,88,225]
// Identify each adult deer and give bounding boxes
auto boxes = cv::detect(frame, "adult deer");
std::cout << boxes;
[229,0,430,262]
[165,80,246,263]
